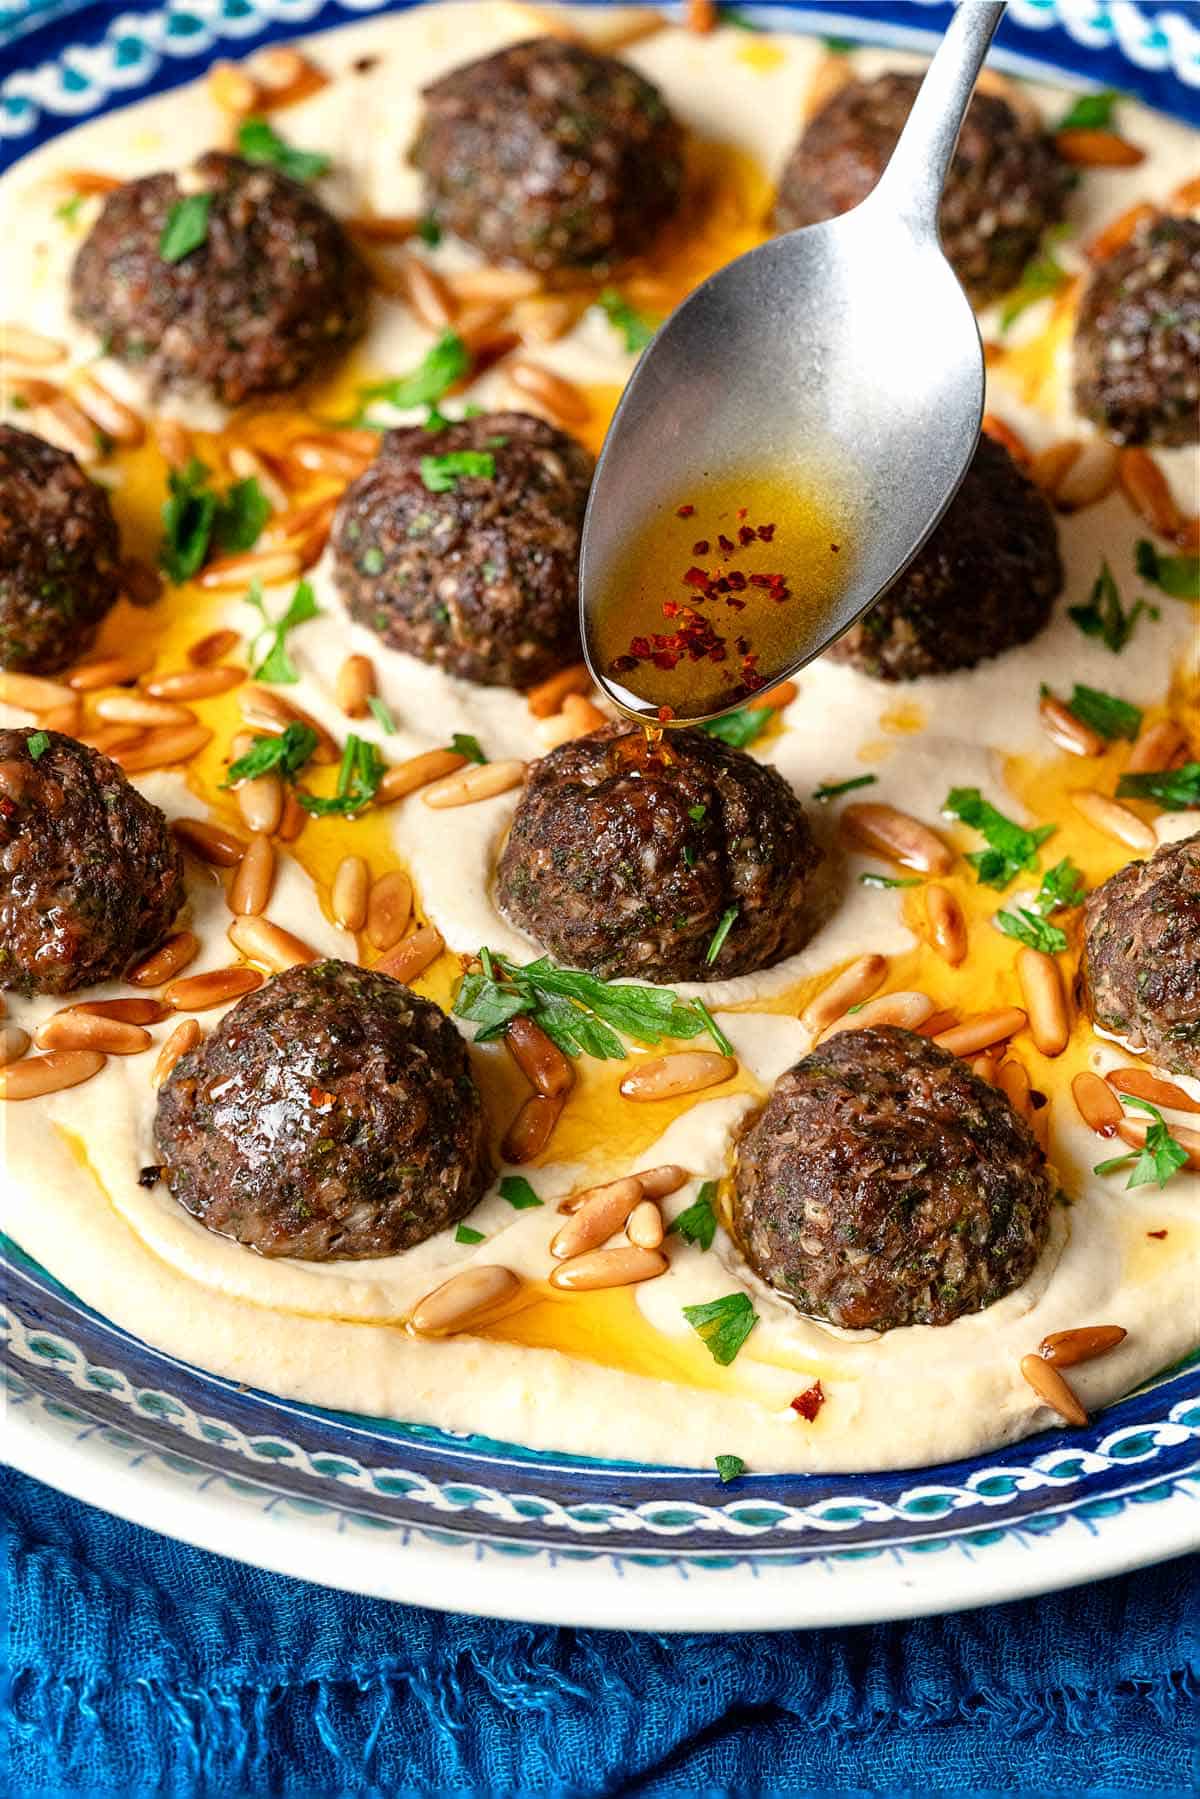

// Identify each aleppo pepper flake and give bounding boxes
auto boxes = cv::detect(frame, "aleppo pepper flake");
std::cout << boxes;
[790,1381,825,1421]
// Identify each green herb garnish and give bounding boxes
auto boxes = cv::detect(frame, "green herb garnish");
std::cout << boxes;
[858,872,922,890]
[1135,538,1200,602]
[1054,88,1120,132]
[595,288,659,353]
[1067,683,1143,742]
[354,330,470,422]
[994,908,1068,954]
[454,950,707,1062]
[159,459,269,582]
[454,1223,486,1245]
[1093,1098,1189,1190]
[682,1293,758,1366]
[299,733,383,816]
[669,1181,719,1251]
[55,194,84,225]
[499,1175,542,1210]
[222,721,318,788]
[1069,559,1156,653]
[366,695,397,734]
[417,213,441,247]
[236,115,331,182]
[1000,245,1070,331]
[244,577,319,685]
[420,450,495,493]
[1116,763,1200,810]
[692,999,733,1057]
[449,732,487,765]
[26,730,50,760]
[701,706,770,750]
[944,787,1055,890]
[715,1453,745,1484]
[813,773,877,803]
[159,193,211,263]
[1035,857,1087,912]
[705,906,738,966]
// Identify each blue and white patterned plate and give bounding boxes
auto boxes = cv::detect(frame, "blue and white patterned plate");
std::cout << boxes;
[3,0,1199,1628]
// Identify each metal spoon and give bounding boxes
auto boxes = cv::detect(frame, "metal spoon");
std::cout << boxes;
[579,0,1007,724]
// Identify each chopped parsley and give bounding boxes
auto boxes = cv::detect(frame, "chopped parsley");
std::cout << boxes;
[236,116,331,183]
[1069,559,1156,653]
[994,908,1068,954]
[222,722,318,787]
[943,787,1055,890]
[705,906,738,966]
[26,730,50,760]
[1035,858,1087,912]
[1054,88,1120,132]
[682,1292,758,1366]
[420,450,495,493]
[858,872,921,890]
[454,1223,485,1245]
[1094,1098,1189,1190]
[55,194,84,225]
[1135,538,1200,602]
[454,949,707,1062]
[417,213,441,247]
[813,773,877,803]
[715,1454,745,1484]
[366,695,397,734]
[669,1181,719,1251]
[499,1175,542,1210]
[244,577,319,685]
[701,705,770,750]
[449,732,487,765]
[999,243,1070,332]
[692,998,733,1057]
[352,330,470,425]
[159,458,269,582]
[298,733,384,817]
[688,803,707,823]
[1116,763,1200,811]
[159,193,211,263]
[1066,683,1143,742]
[595,288,659,353]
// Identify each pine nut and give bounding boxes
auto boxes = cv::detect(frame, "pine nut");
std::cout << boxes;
[411,1265,521,1336]
[0,1024,31,1066]
[235,772,284,836]
[1039,692,1105,757]
[933,1009,1028,1057]
[1030,440,1083,499]
[227,444,289,512]
[239,688,338,762]
[1168,173,1200,210]
[1016,948,1070,1057]
[96,693,195,728]
[996,1056,1032,1116]
[173,818,246,868]
[1118,448,1184,540]
[505,1014,574,1098]
[549,1246,668,1291]
[0,1048,106,1100]
[1106,1067,1200,1115]
[1072,1070,1124,1137]
[1115,1116,1200,1169]
[277,789,306,841]
[199,549,300,591]
[507,360,589,425]
[556,693,606,737]
[513,295,575,346]
[1040,1325,1127,1368]
[74,997,170,1025]
[971,1052,1000,1085]
[626,1199,665,1249]
[619,1052,736,1101]
[537,712,586,751]
[365,870,412,951]
[1070,789,1156,851]
[915,1009,959,1039]
[0,322,67,365]
[551,1176,642,1259]
[0,671,75,713]
[207,59,259,114]
[842,802,954,875]
[286,436,372,480]
[1086,201,1155,261]
[113,725,212,773]
[335,654,377,720]
[1054,438,1119,511]
[981,413,1031,467]
[144,666,243,701]
[74,375,144,446]
[153,417,193,470]
[331,855,369,931]
[58,168,121,195]
[747,679,800,713]
[558,1165,688,1214]
[77,725,144,757]
[165,965,263,1011]
[449,266,542,303]
[526,663,592,718]
[1020,1352,1088,1426]
[40,701,81,734]
[422,760,525,808]
[800,954,888,1033]
[36,394,101,463]
[374,925,443,985]
[823,989,936,1038]
[1054,127,1145,167]
[228,915,316,973]
[188,628,241,668]
[501,1091,564,1162]
[229,833,275,917]
[129,931,199,988]
[153,1017,201,1087]
[347,213,417,243]
[1126,719,1187,775]
[123,556,165,608]
[261,495,339,551]
[925,885,968,965]
[67,653,151,691]
[686,0,718,33]
[36,1012,151,1055]
[401,258,456,330]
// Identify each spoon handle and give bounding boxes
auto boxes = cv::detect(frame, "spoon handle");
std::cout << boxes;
[871,1,1007,237]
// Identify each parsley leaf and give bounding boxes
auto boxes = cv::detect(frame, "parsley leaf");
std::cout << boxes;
[1135,538,1200,602]
[449,731,487,764]
[994,908,1068,954]
[1054,88,1120,132]
[859,872,922,890]
[417,213,441,247]
[159,193,211,263]
[236,116,331,183]
[454,1223,485,1245]
[705,906,738,966]
[1093,1098,1189,1190]
[26,730,50,760]
[366,695,397,734]
[715,1453,745,1484]
[214,477,270,556]
[222,722,318,788]
[1117,763,1200,810]
[1067,683,1143,742]
[595,288,659,353]
[55,194,84,225]
[1000,245,1070,331]
[244,578,319,684]
[943,787,1055,890]
[813,774,877,803]
[701,706,770,750]
[159,459,268,581]
[454,951,706,1062]
[1035,858,1087,912]
[692,998,733,1056]
[1069,559,1155,652]
[499,1175,542,1210]
[355,331,470,419]
[669,1181,719,1251]
[682,1292,758,1365]
[420,451,494,492]
[299,733,383,816]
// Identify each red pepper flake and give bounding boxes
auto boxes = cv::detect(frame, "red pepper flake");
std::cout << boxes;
[717,532,736,557]
[676,503,695,518]
[657,705,674,723]
[756,523,776,542]
[1147,1229,1168,1239]
[309,1087,337,1110]
[692,539,710,556]
[737,507,747,519]
[737,524,757,547]
[683,566,711,590]
[790,1382,824,1422]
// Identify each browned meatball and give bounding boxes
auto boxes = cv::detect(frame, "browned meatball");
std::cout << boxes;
[773,72,1070,306]
[412,37,684,273]
[155,960,491,1261]
[1081,834,1200,1078]
[70,152,368,405]
[1073,215,1200,447]
[733,1027,1054,1332]
[0,425,121,674]
[497,722,822,982]
[331,412,592,688]
[829,434,1062,681]
[0,728,185,995]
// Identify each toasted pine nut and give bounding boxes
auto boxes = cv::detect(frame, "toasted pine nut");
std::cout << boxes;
[173,817,246,868]
[686,0,718,30]
[505,1014,574,1099]
[0,1024,31,1066]
[188,628,241,668]
[627,1199,665,1249]
[235,772,284,836]
[422,760,525,809]
[36,1012,151,1055]
[0,1048,105,1100]
[560,693,607,736]
[619,1052,736,1101]
[276,788,306,841]
[74,375,144,446]
[996,1056,1032,1116]
[229,833,275,917]
[501,1091,564,1162]
[537,712,586,751]
[526,663,591,718]
[1020,1352,1087,1426]
[227,443,289,512]
[346,212,417,243]
[1016,947,1070,1057]
[113,725,212,773]
[1126,719,1187,775]
[1115,1115,1200,1169]
[1070,789,1156,851]
[78,728,144,760]
[925,885,967,965]
[1054,439,1120,512]
[35,394,101,463]
[253,53,328,111]
[449,266,542,303]
[153,1017,201,1087]
[1072,1070,1124,1137]
[1168,173,1200,210]
[805,50,855,114]
[822,990,936,1038]
[165,965,263,1011]
[365,870,412,951]
[0,670,75,713]
[800,954,888,1033]
[1107,1067,1200,1115]
[207,59,259,114]
[747,679,800,713]
[842,802,954,875]
[558,1165,688,1214]
[228,914,316,973]
[507,360,589,425]
[933,1009,1028,1057]
[128,931,199,988]
[153,417,193,471]
[551,1176,642,1259]
[96,693,195,728]
[374,925,444,985]
[67,652,151,691]
[1118,448,1184,540]
[981,413,1031,467]
[401,257,456,329]
[331,855,369,931]
[1041,1325,1128,1369]
[121,559,162,609]
[39,701,81,734]
[971,1052,999,1085]
[74,997,169,1025]
[550,1246,668,1291]
[199,549,300,591]
[57,168,121,195]
[336,653,376,719]
[1086,202,1155,262]
[411,1265,521,1335]
[0,322,66,365]
[1055,127,1144,167]
[916,1009,959,1039]
[513,295,574,345]
[286,435,373,479]
[1039,692,1105,757]
[1030,440,1083,499]
[239,688,338,762]
[145,666,243,701]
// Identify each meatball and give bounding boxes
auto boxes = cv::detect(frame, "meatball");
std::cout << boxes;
[155,960,490,1260]
[1081,834,1200,1079]
[773,72,1069,306]
[0,425,121,674]
[829,434,1062,681]
[332,411,592,688]
[412,37,684,273]
[733,1027,1054,1332]
[0,728,184,995]
[70,152,368,406]
[497,722,822,982]
[1073,214,1200,447]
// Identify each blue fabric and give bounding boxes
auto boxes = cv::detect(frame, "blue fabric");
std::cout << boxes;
[4,1468,1197,1796]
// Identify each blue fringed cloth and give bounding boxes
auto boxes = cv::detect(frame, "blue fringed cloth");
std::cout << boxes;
[4,1468,1197,1795]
